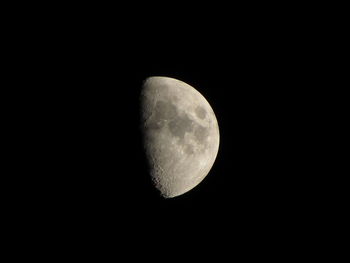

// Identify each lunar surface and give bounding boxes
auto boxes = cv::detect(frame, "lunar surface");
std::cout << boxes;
[140,76,220,198]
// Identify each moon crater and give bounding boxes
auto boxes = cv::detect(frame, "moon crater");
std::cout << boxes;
[195,106,207,119]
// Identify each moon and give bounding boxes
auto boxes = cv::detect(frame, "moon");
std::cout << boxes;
[140,76,220,198]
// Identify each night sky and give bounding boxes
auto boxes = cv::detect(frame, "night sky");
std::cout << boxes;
[25,7,329,258]
[55,49,316,235]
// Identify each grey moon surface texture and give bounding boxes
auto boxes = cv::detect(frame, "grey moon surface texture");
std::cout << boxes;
[140,76,220,198]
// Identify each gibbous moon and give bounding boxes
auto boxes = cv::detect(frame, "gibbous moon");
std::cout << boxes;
[140,76,220,198]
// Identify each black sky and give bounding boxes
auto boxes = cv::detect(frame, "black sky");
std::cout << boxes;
[50,41,317,228]
[21,6,332,257]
